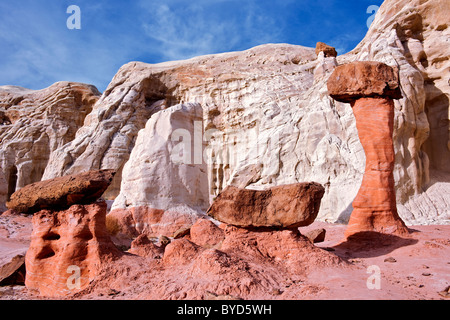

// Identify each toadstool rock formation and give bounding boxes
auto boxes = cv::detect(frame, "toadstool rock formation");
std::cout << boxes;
[21,170,121,297]
[327,61,409,237]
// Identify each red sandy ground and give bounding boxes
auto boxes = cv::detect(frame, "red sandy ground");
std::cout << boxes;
[0,212,449,300]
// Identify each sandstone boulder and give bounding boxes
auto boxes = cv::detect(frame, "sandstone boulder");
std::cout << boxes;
[25,201,121,297]
[6,169,115,214]
[327,61,402,103]
[207,183,325,228]
[315,42,337,57]
[304,228,326,243]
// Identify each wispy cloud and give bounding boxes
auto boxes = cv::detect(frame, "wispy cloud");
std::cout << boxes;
[138,0,283,61]
[0,0,381,91]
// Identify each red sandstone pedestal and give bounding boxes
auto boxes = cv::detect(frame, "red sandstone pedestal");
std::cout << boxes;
[327,61,409,238]
[346,97,408,237]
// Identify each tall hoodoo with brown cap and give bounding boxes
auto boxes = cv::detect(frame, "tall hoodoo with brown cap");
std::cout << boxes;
[327,61,409,238]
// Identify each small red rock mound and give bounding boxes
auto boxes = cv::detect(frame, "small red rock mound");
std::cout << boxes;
[25,201,122,297]
[190,218,225,247]
[128,234,164,259]
[6,169,115,214]
[207,183,325,228]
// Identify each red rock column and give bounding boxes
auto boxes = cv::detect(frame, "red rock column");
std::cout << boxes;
[347,97,408,237]
[327,61,409,238]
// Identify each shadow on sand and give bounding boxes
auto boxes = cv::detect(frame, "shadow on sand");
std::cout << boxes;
[330,230,419,259]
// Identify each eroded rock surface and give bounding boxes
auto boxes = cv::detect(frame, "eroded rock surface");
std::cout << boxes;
[25,201,121,297]
[0,82,100,209]
[108,103,208,238]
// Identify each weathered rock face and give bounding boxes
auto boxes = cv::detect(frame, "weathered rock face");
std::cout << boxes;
[0,82,100,208]
[108,103,208,238]
[207,183,325,228]
[3,0,447,226]
[25,201,121,297]
[6,169,115,214]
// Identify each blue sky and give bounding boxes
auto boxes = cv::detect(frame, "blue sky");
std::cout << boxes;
[0,0,384,92]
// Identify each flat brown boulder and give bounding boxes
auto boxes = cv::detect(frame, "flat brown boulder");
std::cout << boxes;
[6,170,115,214]
[207,183,325,229]
[327,61,402,103]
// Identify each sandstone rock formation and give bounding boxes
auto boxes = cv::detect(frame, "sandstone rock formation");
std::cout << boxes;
[39,0,448,226]
[0,0,447,228]
[346,0,450,224]
[156,223,344,296]
[0,82,100,209]
[327,61,402,102]
[108,103,209,238]
[328,61,409,237]
[207,183,325,228]
[6,169,115,214]
[25,201,121,297]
